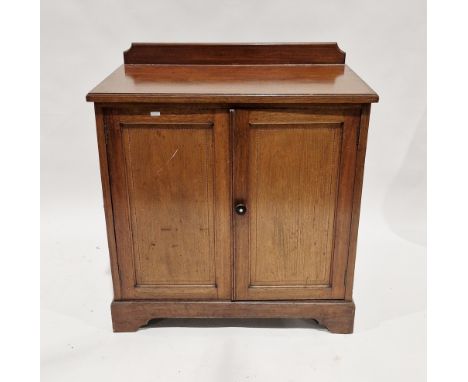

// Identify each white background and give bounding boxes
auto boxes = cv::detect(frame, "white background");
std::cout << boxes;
[40,1,426,381]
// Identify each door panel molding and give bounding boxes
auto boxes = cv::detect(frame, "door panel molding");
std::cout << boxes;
[107,109,231,300]
[234,108,360,300]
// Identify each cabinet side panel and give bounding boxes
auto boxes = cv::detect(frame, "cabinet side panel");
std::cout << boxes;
[94,105,122,299]
[121,125,216,286]
[345,104,371,300]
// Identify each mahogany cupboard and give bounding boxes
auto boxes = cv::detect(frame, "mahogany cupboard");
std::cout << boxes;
[86,43,379,333]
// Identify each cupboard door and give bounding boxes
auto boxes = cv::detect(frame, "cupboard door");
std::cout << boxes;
[233,108,360,300]
[107,109,231,300]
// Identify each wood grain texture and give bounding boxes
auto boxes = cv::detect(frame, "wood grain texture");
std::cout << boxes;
[111,300,355,334]
[89,43,378,333]
[249,124,342,286]
[345,104,371,300]
[122,124,215,286]
[94,105,122,299]
[234,108,360,300]
[86,65,379,104]
[123,43,346,65]
[106,109,231,300]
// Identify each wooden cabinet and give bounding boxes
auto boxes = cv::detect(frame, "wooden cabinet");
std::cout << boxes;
[87,43,378,333]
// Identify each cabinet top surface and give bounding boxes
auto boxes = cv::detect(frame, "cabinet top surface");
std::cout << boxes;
[86,43,379,104]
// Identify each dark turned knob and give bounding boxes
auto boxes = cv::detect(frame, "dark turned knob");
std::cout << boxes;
[235,203,247,215]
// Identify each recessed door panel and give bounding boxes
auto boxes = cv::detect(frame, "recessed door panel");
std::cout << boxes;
[234,108,360,300]
[249,125,341,286]
[122,126,215,286]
